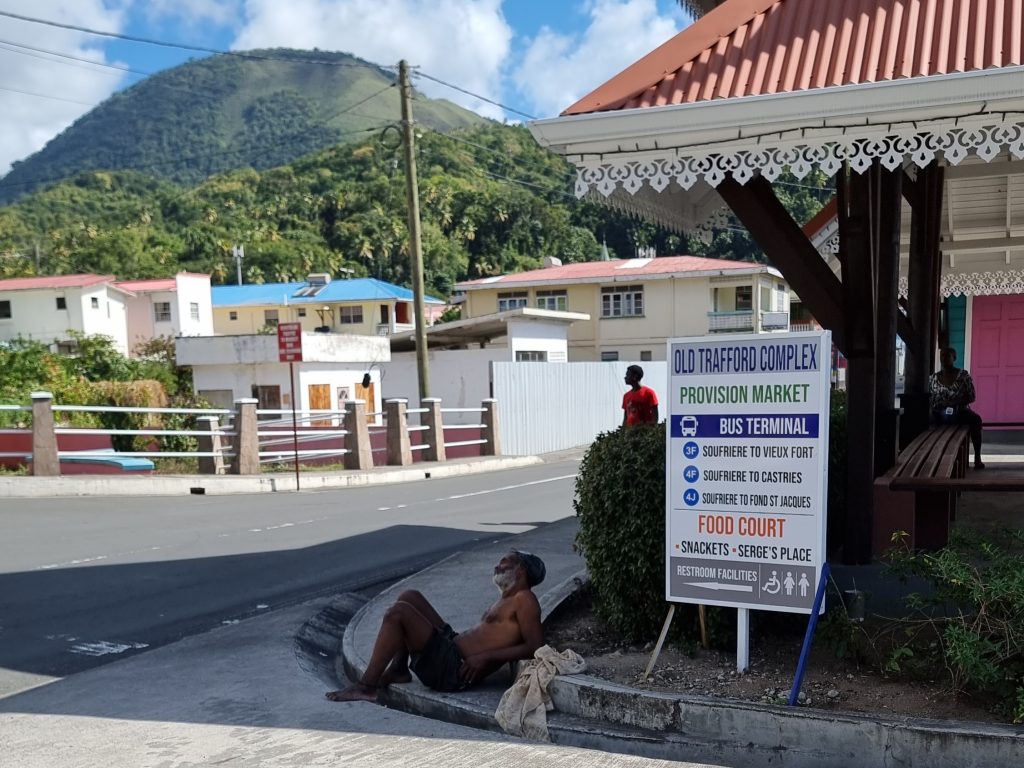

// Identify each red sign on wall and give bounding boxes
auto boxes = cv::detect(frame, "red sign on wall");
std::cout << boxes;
[277,322,303,362]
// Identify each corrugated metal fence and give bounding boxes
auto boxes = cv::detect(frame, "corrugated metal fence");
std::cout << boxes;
[492,361,668,456]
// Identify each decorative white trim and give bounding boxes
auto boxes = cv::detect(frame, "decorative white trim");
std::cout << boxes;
[574,119,1024,201]
[897,270,1024,298]
[941,269,1024,297]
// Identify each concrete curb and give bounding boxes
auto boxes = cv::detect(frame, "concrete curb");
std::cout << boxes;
[339,556,1024,768]
[0,455,544,498]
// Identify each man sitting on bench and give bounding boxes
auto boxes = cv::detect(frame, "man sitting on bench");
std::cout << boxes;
[327,550,545,703]
[929,347,984,469]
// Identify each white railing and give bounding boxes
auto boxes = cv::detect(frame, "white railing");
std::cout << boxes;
[4,395,499,475]
[760,310,790,330]
[441,406,488,449]
[50,404,235,460]
[707,310,755,332]
[255,408,350,464]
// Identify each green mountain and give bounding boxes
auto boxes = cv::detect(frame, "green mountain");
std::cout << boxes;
[0,48,485,203]
[0,124,638,294]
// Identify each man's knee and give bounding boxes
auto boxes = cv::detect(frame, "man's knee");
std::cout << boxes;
[396,589,425,604]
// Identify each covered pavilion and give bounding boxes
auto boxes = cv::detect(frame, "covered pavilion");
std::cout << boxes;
[529,0,1024,563]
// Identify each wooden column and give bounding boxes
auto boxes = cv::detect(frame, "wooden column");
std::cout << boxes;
[838,165,877,565]
[902,162,945,442]
[873,165,903,477]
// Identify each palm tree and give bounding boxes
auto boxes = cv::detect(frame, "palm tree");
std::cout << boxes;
[677,0,726,17]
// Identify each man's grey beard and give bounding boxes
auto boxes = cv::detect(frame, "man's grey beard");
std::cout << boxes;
[493,570,516,591]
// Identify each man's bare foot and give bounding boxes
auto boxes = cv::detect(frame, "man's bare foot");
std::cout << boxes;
[380,668,412,686]
[325,683,378,703]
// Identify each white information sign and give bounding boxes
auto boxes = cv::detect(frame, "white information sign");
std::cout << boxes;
[665,331,831,614]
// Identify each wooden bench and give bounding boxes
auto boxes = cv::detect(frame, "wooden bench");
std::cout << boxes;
[872,425,970,554]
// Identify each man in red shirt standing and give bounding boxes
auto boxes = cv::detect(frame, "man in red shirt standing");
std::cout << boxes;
[622,364,659,427]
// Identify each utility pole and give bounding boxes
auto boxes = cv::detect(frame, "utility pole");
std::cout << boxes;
[399,59,430,401]
[232,244,245,285]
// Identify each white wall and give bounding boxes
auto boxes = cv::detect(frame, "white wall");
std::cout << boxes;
[174,274,214,338]
[0,285,128,353]
[193,363,381,417]
[177,332,390,366]
[493,360,668,455]
[79,286,129,353]
[124,292,156,352]
[507,318,569,362]
[381,347,503,423]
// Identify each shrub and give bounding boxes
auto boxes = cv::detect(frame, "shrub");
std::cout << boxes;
[885,527,1024,719]
[572,424,722,644]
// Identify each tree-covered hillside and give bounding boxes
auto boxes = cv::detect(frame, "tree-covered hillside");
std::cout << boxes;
[0,124,683,295]
[0,120,829,297]
[0,49,484,203]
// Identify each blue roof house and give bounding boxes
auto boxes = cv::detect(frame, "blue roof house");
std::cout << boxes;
[211,273,445,337]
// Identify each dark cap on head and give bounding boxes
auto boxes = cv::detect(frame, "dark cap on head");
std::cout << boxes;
[510,549,546,587]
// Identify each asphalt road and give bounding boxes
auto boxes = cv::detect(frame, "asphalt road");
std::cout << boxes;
[0,459,579,697]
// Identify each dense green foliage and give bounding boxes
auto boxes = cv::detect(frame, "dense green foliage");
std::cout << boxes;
[0,123,708,295]
[885,528,1024,722]
[573,424,671,642]
[0,49,483,203]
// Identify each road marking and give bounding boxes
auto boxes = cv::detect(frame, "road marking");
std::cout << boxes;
[68,640,148,656]
[434,474,577,503]
[38,555,109,570]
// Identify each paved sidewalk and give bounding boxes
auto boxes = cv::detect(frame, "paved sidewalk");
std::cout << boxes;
[0,588,716,768]
[341,519,1023,768]
[0,454,543,498]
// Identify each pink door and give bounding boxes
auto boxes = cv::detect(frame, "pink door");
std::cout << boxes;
[970,295,1024,424]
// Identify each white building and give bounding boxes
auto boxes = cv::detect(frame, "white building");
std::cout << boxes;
[0,274,132,354]
[115,272,213,354]
[175,332,390,417]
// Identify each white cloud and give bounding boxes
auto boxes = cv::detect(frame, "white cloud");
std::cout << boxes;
[513,0,684,118]
[231,0,512,119]
[0,1,129,177]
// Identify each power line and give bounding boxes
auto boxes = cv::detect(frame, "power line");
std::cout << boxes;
[0,37,150,78]
[0,83,96,106]
[0,10,391,71]
[417,121,577,181]
[413,70,536,121]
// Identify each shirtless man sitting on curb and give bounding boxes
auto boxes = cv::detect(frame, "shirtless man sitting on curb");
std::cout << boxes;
[327,550,545,702]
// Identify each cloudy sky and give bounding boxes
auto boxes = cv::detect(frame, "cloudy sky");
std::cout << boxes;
[0,0,692,177]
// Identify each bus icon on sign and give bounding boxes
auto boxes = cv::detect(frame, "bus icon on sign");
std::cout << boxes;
[680,415,699,437]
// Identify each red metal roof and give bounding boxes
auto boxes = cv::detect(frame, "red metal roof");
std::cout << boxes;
[114,278,177,292]
[0,274,116,291]
[457,255,767,288]
[564,0,1024,115]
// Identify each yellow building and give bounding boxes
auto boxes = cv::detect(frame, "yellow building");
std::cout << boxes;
[211,274,445,337]
[455,256,791,361]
